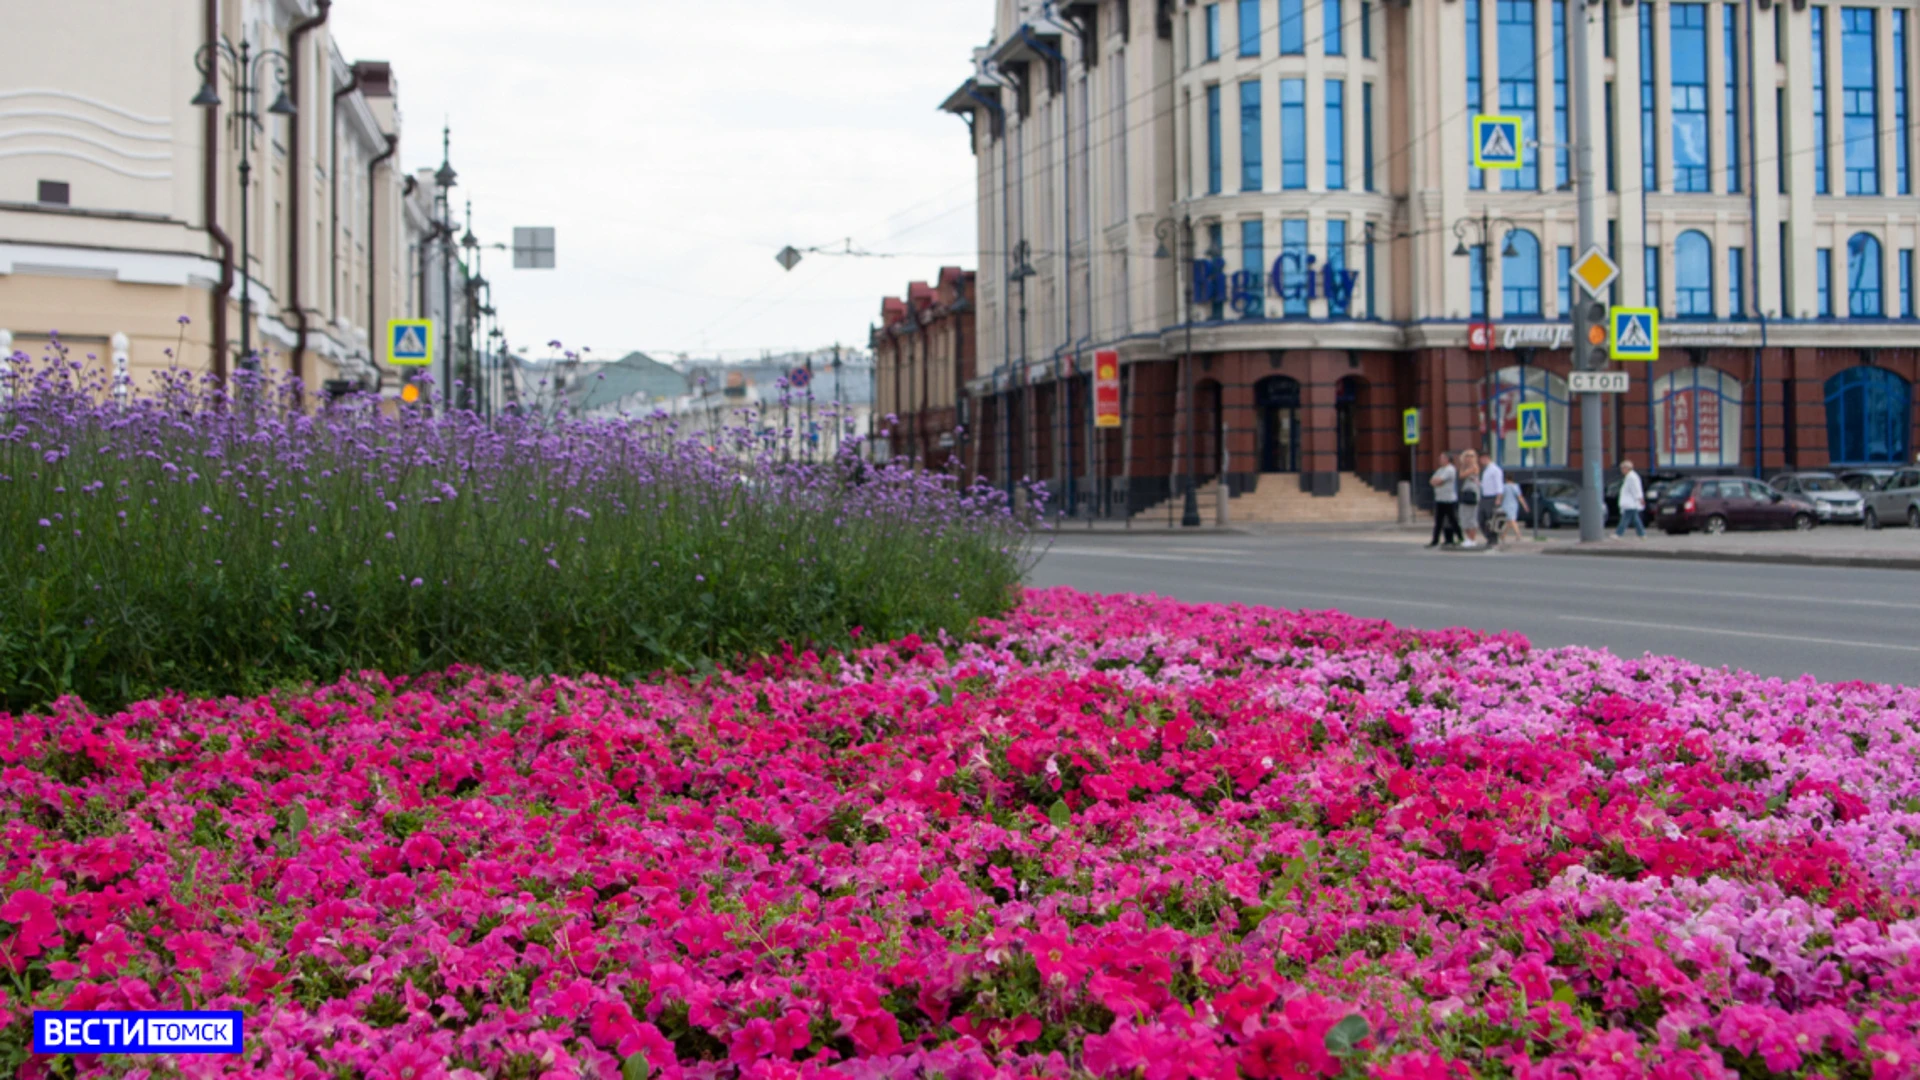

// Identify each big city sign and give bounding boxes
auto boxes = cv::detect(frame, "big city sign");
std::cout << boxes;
[1191,254,1362,316]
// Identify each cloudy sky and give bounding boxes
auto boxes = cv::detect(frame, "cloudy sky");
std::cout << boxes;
[337,1,985,361]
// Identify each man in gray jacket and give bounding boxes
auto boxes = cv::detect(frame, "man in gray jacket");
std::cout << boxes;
[1429,453,1463,548]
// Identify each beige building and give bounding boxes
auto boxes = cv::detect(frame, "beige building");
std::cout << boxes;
[1,0,424,395]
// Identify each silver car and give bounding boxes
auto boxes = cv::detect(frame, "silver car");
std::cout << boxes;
[1864,467,1920,530]
[1769,472,1868,525]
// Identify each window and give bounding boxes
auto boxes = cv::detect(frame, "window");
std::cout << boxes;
[1725,4,1741,193]
[1239,0,1260,56]
[36,180,69,205]
[1499,0,1539,190]
[1328,219,1351,315]
[1674,231,1713,317]
[1670,5,1709,192]
[1848,232,1883,316]
[1241,81,1263,190]
[1826,367,1913,463]
[1557,245,1573,314]
[1207,84,1223,194]
[1206,4,1222,60]
[1363,83,1375,191]
[1470,244,1487,317]
[1489,366,1572,467]
[1813,7,1829,194]
[1209,222,1226,319]
[1780,222,1791,314]
[1777,88,1790,193]
[1898,11,1911,194]
[1365,226,1377,317]
[1468,0,1484,189]
[1282,219,1309,316]
[1645,245,1661,311]
[1729,246,1745,316]
[1904,248,1915,317]
[1841,7,1879,194]
[1110,57,1129,224]
[1553,0,1570,188]
[1817,246,1834,316]
[1641,4,1658,193]
[1280,0,1305,54]
[1655,368,1744,468]
[1362,1,1373,58]
[1503,229,1542,315]
[1327,79,1347,189]
[1605,84,1618,191]
[1242,219,1266,318]
[1326,0,1344,54]
[1281,79,1307,189]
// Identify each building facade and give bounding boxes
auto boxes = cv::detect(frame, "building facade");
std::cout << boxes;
[1,0,431,397]
[943,0,1920,518]
[872,267,979,472]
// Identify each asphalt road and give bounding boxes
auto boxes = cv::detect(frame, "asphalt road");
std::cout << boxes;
[1028,533,1920,686]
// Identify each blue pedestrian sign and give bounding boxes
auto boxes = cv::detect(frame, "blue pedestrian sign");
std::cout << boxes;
[1516,402,1549,449]
[1608,307,1659,361]
[1402,407,1420,446]
[387,319,433,367]
[1472,115,1525,170]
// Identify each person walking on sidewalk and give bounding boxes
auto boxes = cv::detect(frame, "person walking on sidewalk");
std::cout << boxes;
[1429,452,1462,547]
[1478,452,1506,549]
[1615,459,1647,538]
[1497,478,1528,545]
[1458,450,1484,548]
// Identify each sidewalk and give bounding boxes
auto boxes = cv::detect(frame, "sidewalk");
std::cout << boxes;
[1537,528,1920,571]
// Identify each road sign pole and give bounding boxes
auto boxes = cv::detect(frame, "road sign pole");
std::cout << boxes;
[1572,0,1606,544]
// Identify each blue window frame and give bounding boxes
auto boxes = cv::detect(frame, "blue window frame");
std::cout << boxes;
[1813,7,1829,194]
[1898,11,1911,194]
[1778,88,1790,192]
[1670,5,1710,192]
[1280,0,1305,54]
[1471,244,1488,317]
[1848,232,1883,316]
[1605,84,1618,191]
[1365,226,1377,317]
[1498,0,1539,190]
[1725,4,1742,193]
[1674,230,1713,317]
[1817,246,1834,316]
[1468,0,1484,190]
[1553,0,1570,188]
[1281,79,1307,189]
[1557,246,1573,314]
[1645,245,1662,312]
[1241,80,1263,190]
[1239,0,1260,56]
[1729,246,1745,316]
[1363,83,1375,191]
[1328,219,1350,316]
[1656,367,1745,468]
[1641,5,1658,193]
[1826,367,1914,464]
[1242,219,1266,318]
[1904,248,1915,317]
[1326,0,1344,55]
[1841,7,1879,195]
[1503,229,1542,315]
[1282,219,1309,316]
[1208,222,1226,319]
[1206,4,1222,60]
[1327,79,1347,190]
[1206,85,1223,194]
[1362,1,1373,58]
[1491,367,1573,468]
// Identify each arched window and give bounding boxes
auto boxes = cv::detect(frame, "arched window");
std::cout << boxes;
[1848,233,1884,316]
[1674,231,1714,318]
[1653,367,1744,468]
[1826,366,1912,464]
[1502,229,1542,316]
[1487,365,1570,467]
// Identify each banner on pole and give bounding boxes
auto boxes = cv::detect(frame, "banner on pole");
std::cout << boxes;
[1094,350,1121,429]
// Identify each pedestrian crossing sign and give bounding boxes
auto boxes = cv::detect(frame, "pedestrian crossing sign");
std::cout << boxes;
[1403,407,1420,446]
[1472,115,1525,170]
[1608,306,1659,361]
[1516,402,1548,449]
[388,319,433,367]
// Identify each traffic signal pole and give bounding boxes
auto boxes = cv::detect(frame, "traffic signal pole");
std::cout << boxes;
[1572,0,1608,543]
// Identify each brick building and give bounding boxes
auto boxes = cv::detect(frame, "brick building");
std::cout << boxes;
[872,268,979,472]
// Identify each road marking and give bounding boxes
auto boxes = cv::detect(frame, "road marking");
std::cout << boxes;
[1241,587,1452,611]
[1558,615,1920,653]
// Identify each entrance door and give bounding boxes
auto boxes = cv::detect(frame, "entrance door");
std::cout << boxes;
[1255,376,1301,473]
[1335,377,1363,473]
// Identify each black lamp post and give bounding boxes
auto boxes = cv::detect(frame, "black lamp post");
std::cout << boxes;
[1452,210,1520,449]
[192,37,297,376]
[1155,215,1202,528]
[1008,239,1036,504]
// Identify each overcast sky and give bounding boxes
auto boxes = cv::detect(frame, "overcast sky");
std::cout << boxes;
[337,1,984,361]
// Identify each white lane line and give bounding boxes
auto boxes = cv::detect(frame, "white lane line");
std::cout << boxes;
[1239,587,1453,611]
[1559,615,1920,653]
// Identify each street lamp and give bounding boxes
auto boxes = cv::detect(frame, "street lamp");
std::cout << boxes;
[1009,239,1036,505]
[192,36,296,378]
[1452,210,1521,452]
[1155,215,1202,528]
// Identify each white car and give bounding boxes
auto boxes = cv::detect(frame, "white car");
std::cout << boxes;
[1862,467,1920,530]
[1769,472,1867,525]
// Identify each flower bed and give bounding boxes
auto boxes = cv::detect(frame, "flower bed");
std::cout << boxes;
[2,588,1917,1079]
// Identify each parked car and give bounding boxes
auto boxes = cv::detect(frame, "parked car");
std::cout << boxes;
[1840,468,1900,495]
[1526,480,1582,529]
[1768,471,1868,525]
[1657,477,1819,535]
[1863,466,1920,529]
[1604,470,1683,526]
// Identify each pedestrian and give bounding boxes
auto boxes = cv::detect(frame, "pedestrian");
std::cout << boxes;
[1478,450,1506,548]
[1457,450,1483,549]
[1428,452,1462,548]
[1615,459,1647,538]
[1498,478,1528,545]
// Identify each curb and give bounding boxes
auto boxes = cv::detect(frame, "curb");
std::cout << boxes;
[1539,545,1920,572]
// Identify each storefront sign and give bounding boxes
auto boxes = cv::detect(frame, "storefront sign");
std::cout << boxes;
[1191,254,1360,315]
[1668,388,1723,457]
[1094,350,1121,429]
[1500,323,1575,351]
[1468,322,1496,351]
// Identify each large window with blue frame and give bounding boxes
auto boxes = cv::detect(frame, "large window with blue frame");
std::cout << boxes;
[1553,0,1570,188]
[1468,0,1484,190]
[1241,81,1263,190]
[1503,229,1542,315]
[1239,0,1260,56]
[1674,231,1713,317]
[1326,0,1344,55]
[1655,368,1744,468]
[1281,79,1307,189]
[1328,220,1350,316]
[1725,4,1741,192]
[1670,5,1710,192]
[1641,5,1658,193]
[1848,232,1883,316]
[1327,80,1347,189]
[1826,367,1913,464]
[1241,219,1265,317]
[1206,4,1222,60]
[1898,11,1912,194]
[1207,85,1223,194]
[1490,366,1571,468]
[1282,219,1309,316]
[1841,7,1880,195]
[1280,0,1305,54]
[1498,0,1539,190]
[1813,8,1830,194]
[1818,247,1834,316]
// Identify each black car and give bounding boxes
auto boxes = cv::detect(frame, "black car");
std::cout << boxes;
[1525,480,1583,529]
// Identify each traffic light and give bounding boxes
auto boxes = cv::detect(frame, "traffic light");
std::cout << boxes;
[1576,300,1610,370]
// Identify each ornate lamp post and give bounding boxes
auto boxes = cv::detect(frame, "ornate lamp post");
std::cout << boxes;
[191,37,297,376]
[1452,211,1520,449]
[1154,215,1202,528]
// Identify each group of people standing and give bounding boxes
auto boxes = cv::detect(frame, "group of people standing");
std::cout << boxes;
[1427,449,1526,550]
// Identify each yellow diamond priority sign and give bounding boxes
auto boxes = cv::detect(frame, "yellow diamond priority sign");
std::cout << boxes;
[1570,246,1619,300]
